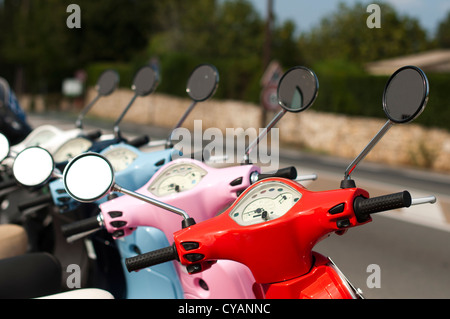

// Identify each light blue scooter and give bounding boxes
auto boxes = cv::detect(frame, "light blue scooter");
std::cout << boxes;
[49,64,219,298]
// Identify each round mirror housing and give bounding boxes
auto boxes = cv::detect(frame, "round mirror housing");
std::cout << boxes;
[132,66,159,97]
[96,70,120,96]
[383,65,429,124]
[186,64,219,102]
[277,66,319,113]
[0,133,9,162]
[63,152,115,203]
[13,147,54,187]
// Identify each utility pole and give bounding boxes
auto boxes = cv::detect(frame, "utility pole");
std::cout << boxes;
[261,0,274,128]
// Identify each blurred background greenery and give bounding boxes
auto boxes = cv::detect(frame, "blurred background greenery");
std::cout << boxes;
[1,0,450,130]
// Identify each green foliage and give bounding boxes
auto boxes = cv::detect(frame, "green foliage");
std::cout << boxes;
[2,0,450,133]
[421,73,450,130]
[0,0,158,92]
[146,0,266,102]
[300,2,430,66]
[312,72,450,131]
[85,62,134,89]
[436,11,450,48]
[156,53,206,97]
[313,73,387,118]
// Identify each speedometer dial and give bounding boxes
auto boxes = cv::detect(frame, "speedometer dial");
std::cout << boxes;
[229,181,301,226]
[25,130,57,147]
[148,162,207,197]
[53,137,93,162]
[103,147,138,172]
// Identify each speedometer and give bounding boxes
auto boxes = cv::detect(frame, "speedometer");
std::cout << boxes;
[103,147,138,172]
[148,162,207,197]
[229,181,301,226]
[25,129,57,147]
[53,137,93,162]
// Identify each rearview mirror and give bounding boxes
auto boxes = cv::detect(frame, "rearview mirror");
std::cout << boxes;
[113,66,159,137]
[96,70,120,96]
[243,66,318,163]
[76,69,120,128]
[13,147,54,187]
[342,65,429,187]
[383,65,428,124]
[0,133,10,162]
[63,152,115,203]
[63,152,194,226]
[166,64,220,149]
[132,66,159,97]
[277,66,319,113]
[186,64,219,102]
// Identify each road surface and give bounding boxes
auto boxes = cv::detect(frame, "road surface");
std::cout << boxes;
[27,112,450,299]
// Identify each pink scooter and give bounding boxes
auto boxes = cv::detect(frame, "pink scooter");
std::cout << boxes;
[61,66,319,299]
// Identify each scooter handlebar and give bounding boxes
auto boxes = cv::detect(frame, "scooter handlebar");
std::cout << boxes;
[84,130,102,141]
[128,135,150,148]
[125,244,178,272]
[17,194,53,212]
[254,166,297,182]
[353,191,412,222]
[61,215,102,238]
[0,179,17,190]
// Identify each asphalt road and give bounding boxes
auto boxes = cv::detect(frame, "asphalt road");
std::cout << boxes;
[27,112,450,299]
[281,145,450,299]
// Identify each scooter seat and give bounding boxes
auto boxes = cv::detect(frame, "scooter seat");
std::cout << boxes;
[0,252,62,299]
[0,224,28,259]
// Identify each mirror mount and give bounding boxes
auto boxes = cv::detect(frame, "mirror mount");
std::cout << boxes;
[113,94,138,140]
[242,66,318,164]
[243,109,287,164]
[341,120,394,188]
[75,94,101,129]
[165,100,198,149]
[165,64,219,149]
[112,66,158,140]
[340,65,429,189]
[112,183,195,228]
[75,70,120,129]
[63,153,196,228]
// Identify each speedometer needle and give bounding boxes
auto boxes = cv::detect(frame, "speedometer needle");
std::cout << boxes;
[168,183,181,192]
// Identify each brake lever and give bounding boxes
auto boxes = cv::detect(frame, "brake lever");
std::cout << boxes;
[295,174,318,182]
[411,196,436,206]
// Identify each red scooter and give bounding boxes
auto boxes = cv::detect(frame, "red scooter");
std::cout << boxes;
[124,65,436,299]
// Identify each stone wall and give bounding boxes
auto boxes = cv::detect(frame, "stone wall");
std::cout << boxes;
[21,87,450,172]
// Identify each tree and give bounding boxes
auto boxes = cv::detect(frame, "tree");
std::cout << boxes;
[299,2,430,70]
[272,20,304,68]
[0,0,158,92]
[147,0,267,102]
[70,0,157,63]
[148,0,264,60]
[1,0,72,93]
[436,11,450,48]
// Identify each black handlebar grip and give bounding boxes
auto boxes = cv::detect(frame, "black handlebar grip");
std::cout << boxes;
[18,194,53,212]
[353,191,412,222]
[128,135,150,148]
[256,166,298,182]
[126,244,178,272]
[61,215,101,238]
[0,179,17,190]
[84,130,102,141]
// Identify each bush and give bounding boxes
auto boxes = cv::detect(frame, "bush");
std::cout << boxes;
[312,72,450,131]
[85,59,450,132]
[85,62,135,89]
